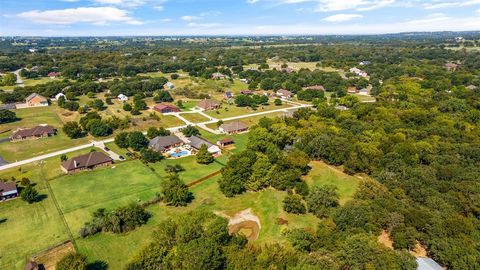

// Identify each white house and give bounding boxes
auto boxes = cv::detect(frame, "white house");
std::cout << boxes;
[118,94,128,101]
[55,93,66,101]
[349,67,368,78]
[358,88,370,96]
[166,82,175,90]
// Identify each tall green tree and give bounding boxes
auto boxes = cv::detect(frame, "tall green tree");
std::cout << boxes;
[161,173,192,206]
[196,144,214,164]
[306,185,339,218]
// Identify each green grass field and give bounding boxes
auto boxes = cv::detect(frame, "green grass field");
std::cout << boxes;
[0,148,101,270]
[0,192,69,270]
[180,113,210,123]
[205,102,291,119]
[303,161,360,205]
[50,161,162,233]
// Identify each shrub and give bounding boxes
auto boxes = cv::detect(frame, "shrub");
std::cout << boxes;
[283,193,306,214]
[56,253,87,270]
[21,185,38,204]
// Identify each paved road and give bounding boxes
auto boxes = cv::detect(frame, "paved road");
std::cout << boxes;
[13,69,24,87]
[0,103,310,171]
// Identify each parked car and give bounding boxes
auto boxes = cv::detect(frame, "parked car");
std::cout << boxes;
[119,155,125,161]
[104,147,110,151]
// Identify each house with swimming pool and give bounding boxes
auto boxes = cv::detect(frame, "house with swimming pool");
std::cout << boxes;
[187,136,221,156]
[149,135,184,152]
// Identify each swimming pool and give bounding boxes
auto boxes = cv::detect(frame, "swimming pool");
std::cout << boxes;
[170,150,190,158]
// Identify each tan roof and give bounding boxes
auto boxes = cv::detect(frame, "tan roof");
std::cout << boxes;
[153,103,180,112]
[277,89,293,97]
[61,152,112,171]
[197,99,220,109]
[11,125,56,139]
[304,85,325,91]
[220,121,248,133]
[25,93,47,103]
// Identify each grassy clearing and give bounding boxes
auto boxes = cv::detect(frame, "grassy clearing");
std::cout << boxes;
[50,160,162,233]
[0,150,87,269]
[23,77,60,87]
[177,100,197,111]
[206,112,285,130]
[179,113,210,123]
[205,102,291,119]
[0,193,69,270]
[352,94,376,103]
[303,161,359,205]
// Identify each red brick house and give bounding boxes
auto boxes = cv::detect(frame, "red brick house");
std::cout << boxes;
[217,138,234,147]
[197,99,220,111]
[25,93,49,107]
[153,103,181,114]
[11,125,56,141]
[219,121,248,134]
[61,152,113,174]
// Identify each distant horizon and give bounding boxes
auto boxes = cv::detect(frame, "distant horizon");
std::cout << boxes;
[1,0,479,36]
[2,30,480,38]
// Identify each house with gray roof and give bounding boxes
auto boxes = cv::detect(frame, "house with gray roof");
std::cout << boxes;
[149,135,183,152]
[61,152,113,174]
[188,136,221,155]
[416,258,443,270]
[0,181,18,201]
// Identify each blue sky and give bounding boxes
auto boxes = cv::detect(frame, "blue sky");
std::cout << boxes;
[1,0,479,36]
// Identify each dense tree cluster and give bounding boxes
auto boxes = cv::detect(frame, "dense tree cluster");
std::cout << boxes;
[0,109,17,124]
[79,203,150,237]
[126,210,342,270]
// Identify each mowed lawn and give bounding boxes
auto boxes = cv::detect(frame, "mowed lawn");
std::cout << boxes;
[0,106,91,162]
[50,160,162,233]
[204,102,292,119]
[303,161,360,205]
[0,170,69,270]
[179,112,210,123]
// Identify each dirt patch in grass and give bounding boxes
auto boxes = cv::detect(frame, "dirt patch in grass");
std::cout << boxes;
[276,217,288,225]
[31,241,75,270]
[410,241,428,257]
[377,230,393,250]
[227,208,261,241]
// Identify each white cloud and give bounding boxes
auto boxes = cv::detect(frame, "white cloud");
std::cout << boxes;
[161,18,171,22]
[92,0,146,8]
[18,7,142,25]
[324,13,363,22]
[423,0,480,10]
[181,15,201,21]
[248,0,396,12]
[187,22,222,28]
[153,6,164,11]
